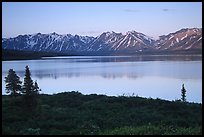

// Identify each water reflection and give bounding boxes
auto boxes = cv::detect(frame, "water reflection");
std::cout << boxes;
[2,55,202,103]
[2,61,201,80]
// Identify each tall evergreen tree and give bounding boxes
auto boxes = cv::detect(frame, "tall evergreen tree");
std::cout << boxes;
[22,66,37,108]
[4,69,22,96]
[181,84,187,102]
[22,66,35,95]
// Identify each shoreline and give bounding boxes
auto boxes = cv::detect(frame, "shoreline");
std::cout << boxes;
[2,53,202,61]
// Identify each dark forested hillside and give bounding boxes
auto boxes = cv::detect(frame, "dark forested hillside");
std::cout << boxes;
[2,49,74,60]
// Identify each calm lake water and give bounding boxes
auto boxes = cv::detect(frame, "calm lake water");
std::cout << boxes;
[2,55,202,103]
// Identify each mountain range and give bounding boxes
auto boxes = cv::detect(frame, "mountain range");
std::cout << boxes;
[2,28,202,55]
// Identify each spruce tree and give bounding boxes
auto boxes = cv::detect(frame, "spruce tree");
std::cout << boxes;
[4,69,22,96]
[33,80,40,94]
[181,84,187,102]
[22,65,38,109]
[22,66,34,95]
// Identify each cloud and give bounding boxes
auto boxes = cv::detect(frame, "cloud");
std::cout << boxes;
[123,9,139,12]
[162,8,171,12]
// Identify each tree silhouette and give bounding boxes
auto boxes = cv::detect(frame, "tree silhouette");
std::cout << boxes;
[33,80,40,94]
[22,66,34,95]
[22,66,39,109]
[181,84,187,102]
[4,69,22,96]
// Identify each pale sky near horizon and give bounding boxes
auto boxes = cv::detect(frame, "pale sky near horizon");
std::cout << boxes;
[2,2,202,39]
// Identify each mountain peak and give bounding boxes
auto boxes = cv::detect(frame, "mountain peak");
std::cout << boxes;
[155,27,202,51]
[50,32,59,35]
[2,28,202,55]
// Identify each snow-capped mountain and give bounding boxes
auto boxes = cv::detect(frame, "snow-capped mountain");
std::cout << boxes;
[88,31,155,53]
[155,28,202,51]
[2,28,202,55]
[2,32,95,54]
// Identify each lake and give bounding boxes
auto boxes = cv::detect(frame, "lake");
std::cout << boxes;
[2,55,202,103]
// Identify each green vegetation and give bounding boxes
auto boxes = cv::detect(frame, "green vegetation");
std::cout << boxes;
[2,91,202,135]
[100,125,201,135]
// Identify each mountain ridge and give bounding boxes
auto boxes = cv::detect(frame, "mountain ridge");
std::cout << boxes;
[2,28,202,55]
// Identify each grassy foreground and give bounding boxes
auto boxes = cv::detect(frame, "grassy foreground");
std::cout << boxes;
[2,91,202,135]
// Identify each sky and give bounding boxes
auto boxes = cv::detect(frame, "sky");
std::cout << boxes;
[2,2,202,39]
